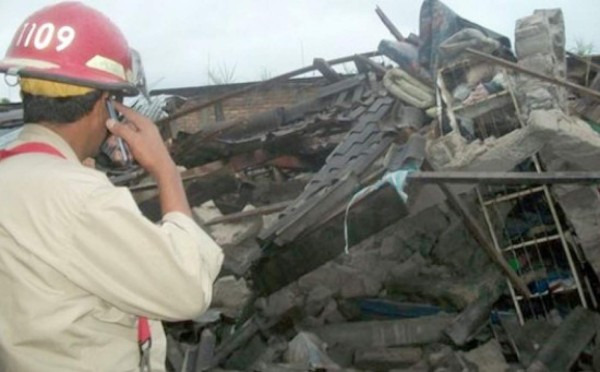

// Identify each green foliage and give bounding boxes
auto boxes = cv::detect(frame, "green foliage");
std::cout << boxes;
[571,38,595,56]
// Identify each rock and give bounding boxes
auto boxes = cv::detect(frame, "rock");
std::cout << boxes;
[305,285,334,317]
[462,339,510,372]
[211,276,252,318]
[255,283,304,319]
[283,332,340,370]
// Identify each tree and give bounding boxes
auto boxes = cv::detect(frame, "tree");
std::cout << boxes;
[259,66,273,81]
[571,38,595,56]
[207,62,237,85]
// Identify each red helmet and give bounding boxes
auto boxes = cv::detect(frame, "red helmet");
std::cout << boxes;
[0,2,139,95]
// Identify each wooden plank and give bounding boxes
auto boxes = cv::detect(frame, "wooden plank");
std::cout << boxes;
[408,171,600,185]
[528,307,600,371]
[137,166,237,222]
[203,201,291,226]
[452,91,512,119]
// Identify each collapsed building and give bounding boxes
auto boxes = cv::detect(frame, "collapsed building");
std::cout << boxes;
[2,0,600,370]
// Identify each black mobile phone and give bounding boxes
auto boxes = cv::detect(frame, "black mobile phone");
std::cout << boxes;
[100,100,133,167]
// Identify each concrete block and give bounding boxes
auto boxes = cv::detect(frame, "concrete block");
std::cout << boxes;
[284,332,340,370]
[310,314,456,349]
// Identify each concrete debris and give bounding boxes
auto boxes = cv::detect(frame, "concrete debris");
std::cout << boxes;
[3,0,596,369]
[462,339,509,372]
[499,315,558,366]
[194,201,263,276]
[283,332,340,370]
[515,9,569,116]
[444,271,506,346]
[210,276,252,319]
[527,307,600,372]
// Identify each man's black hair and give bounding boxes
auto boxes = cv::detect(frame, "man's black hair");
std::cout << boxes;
[22,90,104,124]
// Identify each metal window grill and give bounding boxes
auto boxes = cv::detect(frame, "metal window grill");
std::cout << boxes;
[437,57,594,325]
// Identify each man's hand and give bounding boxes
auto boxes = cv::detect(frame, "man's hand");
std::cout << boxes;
[106,100,192,217]
[105,101,174,178]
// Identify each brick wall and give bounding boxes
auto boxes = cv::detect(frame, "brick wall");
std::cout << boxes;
[154,78,326,136]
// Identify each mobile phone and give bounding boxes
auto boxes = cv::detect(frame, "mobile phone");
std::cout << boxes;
[100,100,133,167]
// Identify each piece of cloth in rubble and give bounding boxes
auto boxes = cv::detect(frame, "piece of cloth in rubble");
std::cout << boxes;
[418,0,511,74]
[0,124,224,372]
[343,168,415,253]
[437,28,502,65]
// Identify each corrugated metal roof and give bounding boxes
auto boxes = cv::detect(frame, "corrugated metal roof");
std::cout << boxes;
[0,106,24,149]
[0,107,23,128]
[0,127,22,149]
[0,95,176,150]
[130,94,178,122]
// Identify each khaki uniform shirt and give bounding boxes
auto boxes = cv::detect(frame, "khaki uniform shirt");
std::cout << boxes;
[0,125,224,371]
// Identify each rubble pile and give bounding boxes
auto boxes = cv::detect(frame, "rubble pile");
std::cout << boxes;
[149,1,600,370]
[2,0,600,370]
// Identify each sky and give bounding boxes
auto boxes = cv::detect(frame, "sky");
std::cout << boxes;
[1,0,599,101]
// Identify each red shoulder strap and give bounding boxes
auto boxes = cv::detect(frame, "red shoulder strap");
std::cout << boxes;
[0,142,66,160]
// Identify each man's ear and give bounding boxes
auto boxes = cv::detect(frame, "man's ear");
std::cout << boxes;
[98,91,110,108]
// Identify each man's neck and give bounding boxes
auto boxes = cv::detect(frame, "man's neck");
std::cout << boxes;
[40,120,91,161]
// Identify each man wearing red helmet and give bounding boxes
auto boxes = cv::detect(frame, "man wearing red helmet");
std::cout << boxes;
[0,2,223,371]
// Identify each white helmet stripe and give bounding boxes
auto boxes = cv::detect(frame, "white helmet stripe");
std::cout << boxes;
[0,57,59,69]
[85,55,126,79]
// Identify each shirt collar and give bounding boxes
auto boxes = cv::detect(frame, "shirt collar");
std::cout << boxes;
[15,124,81,163]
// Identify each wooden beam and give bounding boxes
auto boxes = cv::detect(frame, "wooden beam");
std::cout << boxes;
[354,55,387,76]
[408,171,600,185]
[129,160,226,192]
[313,58,342,82]
[375,6,404,42]
[465,48,600,102]
[203,201,291,226]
